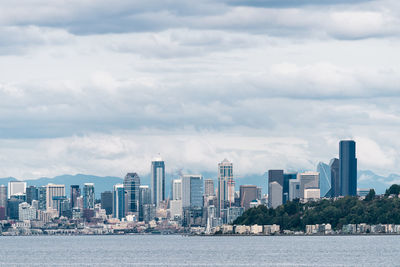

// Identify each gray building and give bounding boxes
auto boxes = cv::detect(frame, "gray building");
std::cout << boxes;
[204,179,215,197]
[217,159,233,217]
[239,185,258,210]
[83,183,95,210]
[70,185,80,209]
[299,172,319,199]
[330,158,340,197]
[101,191,113,215]
[317,162,331,198]
[0,185,7,219]
[289,178,301,201]
[269,182,283,208]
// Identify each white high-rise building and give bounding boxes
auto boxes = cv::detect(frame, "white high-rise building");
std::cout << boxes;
[46,184,65,211]
[204,179,215,197]
[172,179,182,200]
[304,188,321,200]
[151,157,165,207]
[269,182,283,209]
[8,181,27,198]
[19,202,36,221]
[289,178,301,201]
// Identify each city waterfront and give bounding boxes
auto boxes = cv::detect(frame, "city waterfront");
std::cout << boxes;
[0,235,398,266]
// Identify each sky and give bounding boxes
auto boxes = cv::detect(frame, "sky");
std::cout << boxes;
[0,0,400,180]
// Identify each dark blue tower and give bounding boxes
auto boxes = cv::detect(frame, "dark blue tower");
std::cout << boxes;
[339,140,357,196]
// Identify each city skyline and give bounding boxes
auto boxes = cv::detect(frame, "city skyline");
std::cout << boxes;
[0,1,399,183]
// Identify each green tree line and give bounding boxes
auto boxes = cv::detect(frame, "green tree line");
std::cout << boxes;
[233,185,400,230]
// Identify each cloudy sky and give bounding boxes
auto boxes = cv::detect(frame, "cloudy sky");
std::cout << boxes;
[0,0,400,180]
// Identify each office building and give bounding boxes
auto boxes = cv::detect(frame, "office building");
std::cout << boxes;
[268,170,284,208]
[124,173,140,215]
[217,159,233,216]
[283,173,297,203]
[227,207,244,224]
[83,183,95,210]
[38,186,47,210]
[70,185,80,209]
[172,179,182,200]
[101,191,113,215]
[317,162,331,198]
[289,177,301,201]
[169,199,183,218]
[182,175,203,208]
[113,184,125,220]
[8,181,26,198]
[239,185,258,210]
[19,202,36,221]
[269,182,283,208]
[340,140,357,196]
[304,188,321,200]
[26,186,38,204]
[330,158,340,197]
[7,198,23,220]
[46,184,65,211]
[204,179,215,197]
[0,185,7,219]
[151,157,165,207]
[299,172,319,199]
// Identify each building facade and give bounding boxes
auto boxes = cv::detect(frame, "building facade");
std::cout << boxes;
[124,173,140,215]
[151,158,165,207]
[217,159,233,216]
[339,140,357,196]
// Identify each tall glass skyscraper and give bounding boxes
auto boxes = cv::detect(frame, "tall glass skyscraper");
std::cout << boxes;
[124,173,140,215]
[268,170,284,208]
[83,183,95,210]
[330,158,340,197]
[317,162,331,198]
[0,185,7,219]
[217,159,233,216]
[339,140,357,196]
[182,175,203,208]
[70,185,80,209]
[113,184,125,220]
[151,158,165,207]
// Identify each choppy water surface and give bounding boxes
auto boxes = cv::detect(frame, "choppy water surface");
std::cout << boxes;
[0,235,398,266]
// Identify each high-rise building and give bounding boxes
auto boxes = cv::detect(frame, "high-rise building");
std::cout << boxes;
[26,186,38,205]
[83,183,95,210]
[0,185,7,219]
[70,185,80,209]
[38,186,47,210]
[289,177,301,201]
[8,181,26,198]
[46,184,65,211]
[239,185,258,210]
[283,173,297,203]
[113,184,125,220]
[317,162,331,198]
[340,140,357,196]
[172,179,182,200]
[204,179,215,197]
[268,170,284,208]
[151,157,165,207]
[299,172,319,199]
[269,182,283,208]
[217,159,233,216]
[124,173,140,215]
[182,175,203,208]
[101,191,113,215]
[19,202,36,221]
[330,158,340,197]
[7,198,23,220]
[139,185,152,221]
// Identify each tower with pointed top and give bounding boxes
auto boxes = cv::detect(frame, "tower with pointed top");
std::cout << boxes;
[217,159,233,218]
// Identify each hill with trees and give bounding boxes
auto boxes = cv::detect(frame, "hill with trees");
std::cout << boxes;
[233,186,400,230]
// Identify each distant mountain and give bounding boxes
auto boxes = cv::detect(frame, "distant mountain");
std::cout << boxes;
[0,170,396,198]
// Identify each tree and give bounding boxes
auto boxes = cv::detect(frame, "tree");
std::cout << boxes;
[365,189,376,201]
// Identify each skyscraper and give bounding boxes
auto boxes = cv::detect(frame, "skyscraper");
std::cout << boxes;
[217,159,233,216]
[269,182,283,208]
[268,170,284,208]
[299,172,319,199]
[182,175,203,208]
[204,179,215,197]
[26,186,38,204]
[8,181,26,198]
[172,179,182,200]
[283,173,297,203]
[0,185,7,219]
[330,158,340,197]
[317,162,331,198]
[70,185,80,209]
[139,185,152,221]
[38,186,47,210]
[151,157,165,207]
[289,177,301,201]
[124,173,140,215]
[101,191,113,215]
[113,184,125,220]
[46,184,65,210]
[239,185,258,210]
[340,140,357,196]
[83,183,95,210]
